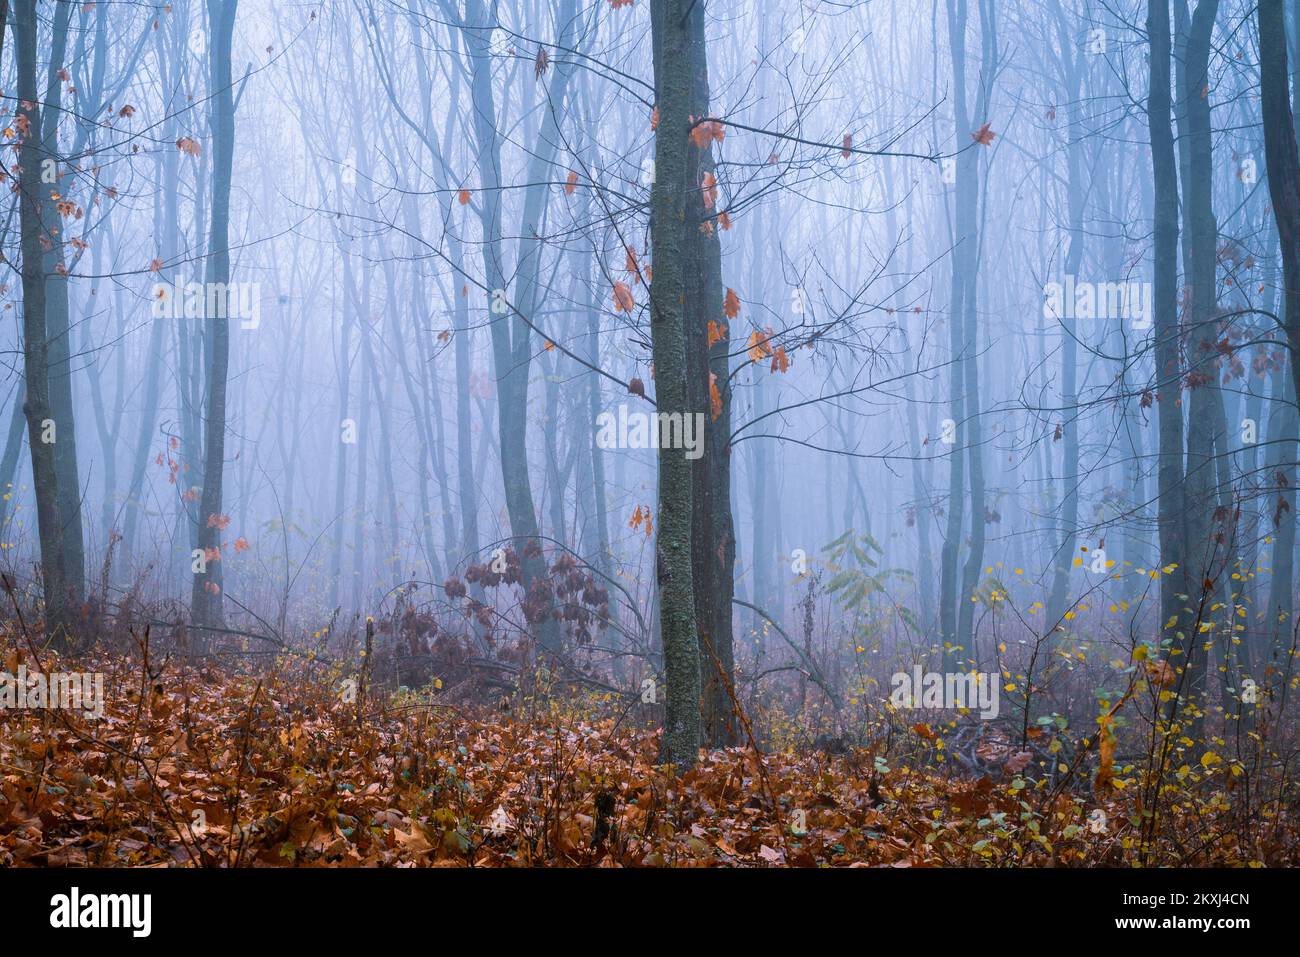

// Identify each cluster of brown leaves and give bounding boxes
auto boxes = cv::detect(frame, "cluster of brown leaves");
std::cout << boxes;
[745,326,791,374]
[0,657,915,866]
[0,646,1288,868]
[446,546,608,643]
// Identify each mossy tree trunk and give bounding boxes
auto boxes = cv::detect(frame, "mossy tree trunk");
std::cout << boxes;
[677,0,736,748]
[650,0,701,769]
[191,0,238,630]
[13,0,72,649]
[1260,0,1300,710]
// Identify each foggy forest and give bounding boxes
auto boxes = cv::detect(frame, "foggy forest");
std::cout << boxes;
[0,0,1298,878]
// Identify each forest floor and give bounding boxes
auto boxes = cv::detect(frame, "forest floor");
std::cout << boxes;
[0,646,1291,868]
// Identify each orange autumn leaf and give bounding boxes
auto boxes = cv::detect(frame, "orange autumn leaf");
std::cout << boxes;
[176,136,202,156]
[1145,657,1176,688]
[624,246,640,281]
[629,504,644,529]
[770,345,790,374]
[650,105,659,131]
[610,0,634,9]
[746,328,773,363]
[457,188,471,205]
[972,121,996,145]
[701,171,717,209]
[723,287,741,319]
[707,320,727,349]
[1094,714,1117,791]
[709,371,723,420]
[234,536,250,554]
[207,513,231,530]
[699,220,715,236]
[543,339,556,352]
[564,170,577,195]
[718,211,732,230]
[690,119,725,148]
[841,133,852,158]
[613,281,635,313]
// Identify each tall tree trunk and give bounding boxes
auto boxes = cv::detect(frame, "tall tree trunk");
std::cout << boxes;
[176,141,208,591]
[650,0,702,769]
[1260,0,1300,698]
[744,197,773,652]
[329,278,352,612]
[351,307,373,612]
[0,388,25,534]
[122,126,176,568]
[38,0,84,605]
[459,0,578,655]
[1263,367,1296,692]
[13,0,72,646]
[1046,6,1083,633]
[1172,0,1222,738]
[677,0,736,748]
[190,0,238,629]
[580,205,611,583]
[939,0,972,672]
[1148,0,1188,679]
[83,237,123,560]
[364,321,402,590]
[954,0,996,658]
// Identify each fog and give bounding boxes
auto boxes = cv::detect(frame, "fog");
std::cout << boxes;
[2,0,1292,763]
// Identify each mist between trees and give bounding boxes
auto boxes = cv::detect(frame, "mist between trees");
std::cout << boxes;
[0,0,1299,867]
